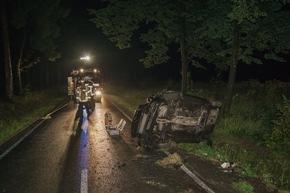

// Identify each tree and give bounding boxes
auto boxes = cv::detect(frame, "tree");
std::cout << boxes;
[89,0,207,94]
[221,0,290,115]
[1,0,13,100]
[190,0,290,115]
[89,0,290,114]
[8,0,68,94]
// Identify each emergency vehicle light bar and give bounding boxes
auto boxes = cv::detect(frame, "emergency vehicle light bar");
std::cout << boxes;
[79,68,99,73]
[71,68,99,75]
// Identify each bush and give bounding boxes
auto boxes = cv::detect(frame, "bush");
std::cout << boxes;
[261,95,290,188]
[189,81,290,189]
[265,95,290,155]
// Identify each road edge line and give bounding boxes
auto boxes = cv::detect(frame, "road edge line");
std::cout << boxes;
[105,95,216,193]
[163,150,215,193]
[0,102,68,160]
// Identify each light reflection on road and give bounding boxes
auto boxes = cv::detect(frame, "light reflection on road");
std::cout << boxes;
[77,109,90,193]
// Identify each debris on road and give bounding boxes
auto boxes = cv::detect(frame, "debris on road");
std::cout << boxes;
[155,152,183,168]
[220,162,238,173]
[105,112,126,135]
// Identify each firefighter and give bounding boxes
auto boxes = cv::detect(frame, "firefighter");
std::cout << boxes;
[76,80,92,118]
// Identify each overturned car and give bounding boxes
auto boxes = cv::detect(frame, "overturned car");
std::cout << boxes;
[131,90,221,148]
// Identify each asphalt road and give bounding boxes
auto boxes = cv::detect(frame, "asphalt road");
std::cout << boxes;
[0,95,275,193]
[0,96,211,193]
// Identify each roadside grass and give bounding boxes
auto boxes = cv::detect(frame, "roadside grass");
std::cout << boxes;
[0,89,66,145]
[105,83,166,114]
[105,80,290,191]
[232,181,254,193]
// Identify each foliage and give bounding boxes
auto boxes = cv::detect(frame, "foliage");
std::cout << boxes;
[206,0,290,67]
[208,81,290,189]
[180,142,232,162]
[262,95,290,188]
[265,95,290,155]
[201,0,290,115]
[8,0,69,61]
[232,181,254,193]
[88,0,224,94]
[88,0,290,72]
[88,0,290,114]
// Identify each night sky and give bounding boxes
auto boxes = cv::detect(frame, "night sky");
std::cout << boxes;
[1,0,290,96]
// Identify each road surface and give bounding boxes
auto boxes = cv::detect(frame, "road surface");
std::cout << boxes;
[1,95,274,193]
[0,96,214,193]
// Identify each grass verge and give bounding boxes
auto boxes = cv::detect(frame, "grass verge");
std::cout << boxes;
[232,181,254,193]
[0,89,66,145]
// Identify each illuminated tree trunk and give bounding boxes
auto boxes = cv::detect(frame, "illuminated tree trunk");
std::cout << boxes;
[223,21,240,116]
[180,24,188,95]
[178,0,188,95]
[1,0,13,100]
[17,28,26,95]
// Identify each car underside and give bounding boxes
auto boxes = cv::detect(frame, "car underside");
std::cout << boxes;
[131,90,221,148]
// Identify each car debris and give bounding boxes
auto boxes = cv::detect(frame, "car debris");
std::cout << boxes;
[220,162,239,173]
[105,112,126,135]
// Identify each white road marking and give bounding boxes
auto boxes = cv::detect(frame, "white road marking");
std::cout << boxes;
[0,102,68,160]
[163,150,215,193]
[0,120,45,160]
[41,103,68,119]
[106,95,216,193]
[105,97,132,121]
[81,169,88,193]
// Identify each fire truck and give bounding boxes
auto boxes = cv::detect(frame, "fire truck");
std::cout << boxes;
[68,68,103,115]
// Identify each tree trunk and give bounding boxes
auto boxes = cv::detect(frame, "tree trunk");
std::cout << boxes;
[181,30,188,95]
[223,21,240,116]
[1,0,13,100]
[17,28,27,95]
[178,0,188,95]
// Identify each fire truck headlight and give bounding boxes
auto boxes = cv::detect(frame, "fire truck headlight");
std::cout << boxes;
[96,90,102,95]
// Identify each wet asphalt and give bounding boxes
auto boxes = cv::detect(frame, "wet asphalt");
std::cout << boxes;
[0,96,211,193]
[3,94,273,193]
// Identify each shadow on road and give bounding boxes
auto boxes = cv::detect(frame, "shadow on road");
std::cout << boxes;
[57,109,87,193]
